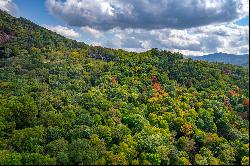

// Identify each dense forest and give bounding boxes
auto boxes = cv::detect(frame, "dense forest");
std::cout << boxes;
[0,10,249,165]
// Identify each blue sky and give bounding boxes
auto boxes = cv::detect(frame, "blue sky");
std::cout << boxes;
[235,16,249,26]
[14,0,63,25]
[1,0,249,55]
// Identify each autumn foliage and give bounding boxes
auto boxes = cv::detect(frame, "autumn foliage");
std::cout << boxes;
[149,76,168,103]
[243,98,249,106]
[111,76,117,84]
[229,90,239,97]
[153,82,161,91]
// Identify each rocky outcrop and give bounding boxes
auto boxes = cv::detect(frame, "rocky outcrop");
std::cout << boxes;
[0,30,15,44]
[88,47,116,62]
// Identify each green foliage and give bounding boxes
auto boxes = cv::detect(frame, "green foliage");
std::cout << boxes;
[21,153,56,165]
[6,95,38,129]
[68,135,107,165]
[0,150,22,165]
[241,156,249,165]
[123,114,150,133]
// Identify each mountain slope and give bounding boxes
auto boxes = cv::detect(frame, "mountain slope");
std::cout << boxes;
[187,53,249,66]
[0,10,87,58]
[0,10,249,165]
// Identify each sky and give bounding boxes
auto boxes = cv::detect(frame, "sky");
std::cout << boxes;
[0,0,249,56]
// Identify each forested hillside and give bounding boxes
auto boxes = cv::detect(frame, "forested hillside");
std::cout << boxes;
[0,10,249,165]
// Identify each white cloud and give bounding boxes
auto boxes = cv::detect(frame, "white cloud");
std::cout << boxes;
[80,26,103,39]
[44,25,80,39]
[44,0,248,55]
[78,23,249,55]
[46,0,249,30]
[0,0,18,15]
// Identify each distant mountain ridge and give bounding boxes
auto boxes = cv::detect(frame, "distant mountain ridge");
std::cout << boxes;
[187,52,249,66]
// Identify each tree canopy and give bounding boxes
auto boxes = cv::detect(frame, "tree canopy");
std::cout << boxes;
[0,10,249,165]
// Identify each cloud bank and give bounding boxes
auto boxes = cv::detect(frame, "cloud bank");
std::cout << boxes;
[0,0,18,15]
[44,25,80,39]
[46,0,249,30]
[0,0,248,55]
[81,24,249,55]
